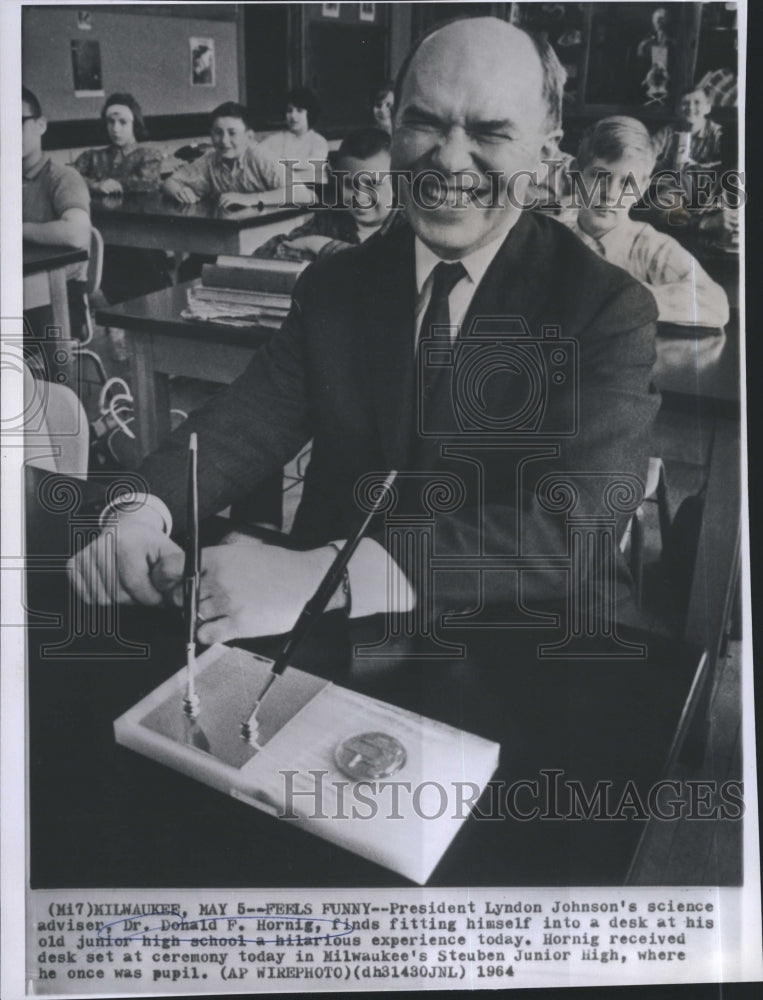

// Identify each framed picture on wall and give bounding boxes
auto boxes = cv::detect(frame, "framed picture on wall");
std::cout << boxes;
[70,39,103,97]
[322,3,340,17]
[360,3,376,22]
[190,36,215,86]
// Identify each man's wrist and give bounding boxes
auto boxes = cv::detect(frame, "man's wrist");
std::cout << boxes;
[98,492,173,535]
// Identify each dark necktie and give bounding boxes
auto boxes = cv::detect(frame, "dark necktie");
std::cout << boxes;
[418,260,467,349]
[413,261,467,453]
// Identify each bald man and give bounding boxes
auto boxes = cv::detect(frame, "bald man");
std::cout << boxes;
[70,18,659,643]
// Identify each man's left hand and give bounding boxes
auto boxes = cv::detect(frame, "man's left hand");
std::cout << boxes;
[150,537,334,644]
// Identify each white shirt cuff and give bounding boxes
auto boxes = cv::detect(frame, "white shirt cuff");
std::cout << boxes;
[337,537,415,619]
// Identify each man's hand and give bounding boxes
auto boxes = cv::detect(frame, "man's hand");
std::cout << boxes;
[150,537,335,644]
[68,518,183,605]
[96,178,123,196]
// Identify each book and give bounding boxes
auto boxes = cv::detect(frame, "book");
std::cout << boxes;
[114,644,500,885]
[202,259,307,296]
[216,255,309,275]
[190,283,291,312]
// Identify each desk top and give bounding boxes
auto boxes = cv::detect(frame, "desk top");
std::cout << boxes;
[654,311,740,416]
[95,280,276,344]
[91,192,308,231]
[98,285,742,414]
[22,242,88,276]
[25,468,709,889]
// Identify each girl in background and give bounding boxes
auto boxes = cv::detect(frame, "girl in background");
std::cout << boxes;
[259,87,328,183]
[74,93,162,196]
[73,93,170,302]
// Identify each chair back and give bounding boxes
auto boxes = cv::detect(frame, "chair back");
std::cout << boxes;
[86,226,104,296]
[23,363,89,479]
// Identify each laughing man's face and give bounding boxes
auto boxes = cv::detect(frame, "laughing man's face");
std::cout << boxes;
[391,20,558,259]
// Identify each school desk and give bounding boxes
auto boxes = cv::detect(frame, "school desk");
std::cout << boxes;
[95,281,273,458]
[25,465,713,888]
[91,192,311,257]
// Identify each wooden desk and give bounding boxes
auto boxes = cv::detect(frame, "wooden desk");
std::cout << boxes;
[91,192,310,257]
[23,243,89,386]
[96,282,273,458]
[25,468,712,888]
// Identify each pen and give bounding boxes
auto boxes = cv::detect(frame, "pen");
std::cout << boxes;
[182,433,201,719]
[240,469,398,746]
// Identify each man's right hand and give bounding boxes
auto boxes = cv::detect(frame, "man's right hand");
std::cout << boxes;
[67,517,183,606]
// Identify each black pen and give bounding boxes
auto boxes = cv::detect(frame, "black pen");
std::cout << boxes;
[182,433,201,719]
[241,469,398,746]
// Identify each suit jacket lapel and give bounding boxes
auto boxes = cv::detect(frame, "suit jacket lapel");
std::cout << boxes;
[458,212,546,343]
[363,226,418,470]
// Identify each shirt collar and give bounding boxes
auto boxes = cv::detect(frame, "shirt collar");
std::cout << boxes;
[112,142,138,157]
[575,213,635,252]
[217,144,251,170]
[415,222,517,296]
[23,153,49,181]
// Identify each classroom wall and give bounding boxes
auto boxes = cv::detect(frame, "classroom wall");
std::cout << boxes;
[22,6,239,121]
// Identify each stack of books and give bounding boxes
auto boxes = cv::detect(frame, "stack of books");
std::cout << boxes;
[184,256,308,329]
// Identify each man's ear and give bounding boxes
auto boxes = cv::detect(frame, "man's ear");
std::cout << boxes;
[246,127,255,142]
[38,116,48,137]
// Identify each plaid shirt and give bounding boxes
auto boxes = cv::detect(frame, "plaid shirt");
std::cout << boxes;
[73,143,162,193]
[254,206,405,261]
[655,119,723,169]
[168,143,283,198]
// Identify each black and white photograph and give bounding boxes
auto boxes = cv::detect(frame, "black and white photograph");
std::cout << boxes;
[1,1,759,997]
[70,37,103,96]
[190,37,215,87]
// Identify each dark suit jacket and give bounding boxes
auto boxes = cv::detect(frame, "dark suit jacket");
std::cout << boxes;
[139,212,659,615]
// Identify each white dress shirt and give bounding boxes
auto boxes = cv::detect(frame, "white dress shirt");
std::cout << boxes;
[414,227,518,346]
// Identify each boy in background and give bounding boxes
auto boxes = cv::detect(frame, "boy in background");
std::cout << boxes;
[655,87,723,171]
[22,86,91,337]
[254,127,400,261]
[163,102,310,209]
[566,116,728,329]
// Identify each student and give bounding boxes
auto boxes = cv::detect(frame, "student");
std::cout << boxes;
[371,83,395,134]
[22,86,90,335]
[73,93,169,302]
[73,93,162,195]
[259,88,329,182]
[254,128,400,261]
[162,102,302,208]
[655,88,723,171]
[566,116,729,328]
